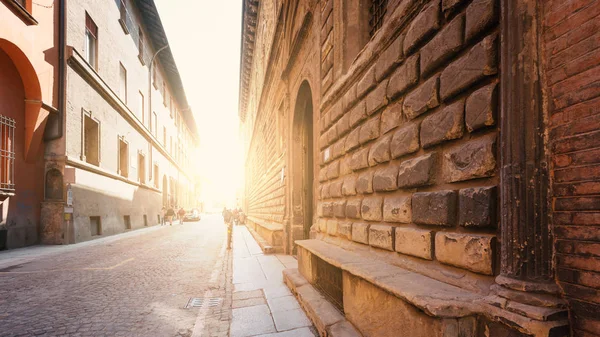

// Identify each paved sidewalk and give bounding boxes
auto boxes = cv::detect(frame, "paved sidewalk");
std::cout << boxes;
[230,225,317,337]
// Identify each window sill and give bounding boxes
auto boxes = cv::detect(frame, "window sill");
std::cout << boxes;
[0,190,16,198]
[118,18,129,35]
[4,0,38,25]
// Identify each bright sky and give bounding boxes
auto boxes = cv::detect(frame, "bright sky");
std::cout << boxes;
[155,0,244,207]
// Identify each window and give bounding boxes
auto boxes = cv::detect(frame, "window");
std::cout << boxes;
[119,63,127,103]
[138,91,145,124]
[124,215,131,229]
[0,115,16,192]
[163,82,168,107]
[83,114,100,166]
[138,28,145,64]
[84,13,98,70]
[119,0,129,34]
[163,127,167,146]
[170,98,174,119]
[369,0,388,36]
[153,164,159,188]
[138,152,146,184]
[153,112,158,136]
[118,137,129,177]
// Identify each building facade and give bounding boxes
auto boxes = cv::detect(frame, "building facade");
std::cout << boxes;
[239,0,600,336]
[0,0,59,250]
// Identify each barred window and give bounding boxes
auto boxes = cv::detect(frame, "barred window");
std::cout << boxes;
[0,116,16,192]
[369,0,387,37]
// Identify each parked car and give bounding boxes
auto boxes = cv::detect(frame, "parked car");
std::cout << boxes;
[183,208,201,222]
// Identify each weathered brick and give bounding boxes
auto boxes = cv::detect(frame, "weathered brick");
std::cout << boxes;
[346,199,362,219]
[322,202,334,217]
[333,200,347,218]
[332,137,346,159]
[373,164,399,192]
[397,153,436,188]
[366,80,388,115]
[459,186,496,228]
[348,100,367,128]
[435,232,496,275]
[319,167,328,182]
[369,225,395,251]
[338,221,352,240]
[349,147,370,171]
[368,134,391,166]
[412,190,457,226]
[330,101,344,124]
[342,84,358,112]
[403,75,440,120]
[327,124,339,145]
[321,183,331,199]
[319,133,329,150]
[465,82,497,132]
[420,100,465,148]
[440,34,498,100]
[383,196,412,223]
[466,0,498,42]
[386,54,419,99]
[442,0,467,13]
[381,101,402,135]
[404,1,441,54]
[330,180,343,198]
[391,123,420,159]
[351,222,370,244]
[356,171,374,194]
[361,196,383,221]
[327,161,340,179]
[359,116,381,144]
[323,148,332,164]
[340,157,352,175]
[318,218,328,232]
[345,127,360,152]
[336,112,351,136]
[420,14,464,76]
[357,66,376,99]
[327,219,338,236]
[443,135,496,183]
[342,176,357,196]
[375,34,404,81]
[395,227,434,260]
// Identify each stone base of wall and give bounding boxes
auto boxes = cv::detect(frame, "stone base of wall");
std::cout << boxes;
[40,201,65,245]
[247,218,284,253]
[290,240,569,337]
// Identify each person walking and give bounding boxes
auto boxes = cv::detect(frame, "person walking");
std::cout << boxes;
[166,206,175,226]
[178,207,186,225]
[223,208,233,249]
[160,206,166,226]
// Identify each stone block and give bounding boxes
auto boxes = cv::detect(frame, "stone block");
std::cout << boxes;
[465,82,497,132]
[404,1,441,54]
[397,153,436,188]
[327,219,338,236]
[381,101,402,135]
[442,0,467,12]
[440,34,498,100]
[369,225,395,251]
[391,123,420,159]
[351,222,370,244]
[321,184,331,199]
[356,171,374,194]
[373,164,399,192]
[322,202,334,217]
[346,199,362,219]
[386,55,419,99]
[435,232,496,275]
[412,190,457,226]
[318,218,328,232]
[420,14,464,76]
[359,116,381,144]
[342,84,358,112]
[345,127,360,152]
[403,75,440,120]
[330,181,343,198]
[338,221,352,240]
[340,158,352,176]
[336,112,351,136]
[357,66,376,99]
[319,168,328,182]
[466,0,498,42]
[342,176,357,196]
[443,135,496,183]
[368,134,392,166]
[361,196,383,221]
[459,186,496,228]
[395,227,434,260]
[366,81,388,115]
[333,200,347,218]
[327,161,340,179]
[319,133,329,150]
[327,125,339,145]
[375,34,404,81]
[420,100,465,148]
[349,147,370,171]
[349,100,367,128]
[330,100,344,123]
[383,196,412,223]
[332,137,346,159]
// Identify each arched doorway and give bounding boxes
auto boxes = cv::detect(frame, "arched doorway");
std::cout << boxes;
[291,81,314,251]
[162,175,168,206]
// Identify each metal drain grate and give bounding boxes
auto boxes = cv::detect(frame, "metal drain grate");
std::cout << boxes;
[185,297,222,309]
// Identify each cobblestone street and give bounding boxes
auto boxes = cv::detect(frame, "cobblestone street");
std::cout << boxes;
[0,214,232,337]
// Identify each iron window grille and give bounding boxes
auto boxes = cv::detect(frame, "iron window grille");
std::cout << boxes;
[0,115,16,192]
[314,256,344,312]
[369,0,388,37]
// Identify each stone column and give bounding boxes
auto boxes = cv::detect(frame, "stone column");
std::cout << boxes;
[496,0,567,323]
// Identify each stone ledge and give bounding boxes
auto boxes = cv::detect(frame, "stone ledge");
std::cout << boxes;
[283,268,363,337]
[247,216,284,233]
[295,239,569,336]
[245,223,275,254]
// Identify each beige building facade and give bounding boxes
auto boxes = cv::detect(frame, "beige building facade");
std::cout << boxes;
[240,0,600,336]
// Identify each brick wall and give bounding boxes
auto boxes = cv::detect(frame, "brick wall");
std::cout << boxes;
[317,0,501,285]
[543,0,600,335]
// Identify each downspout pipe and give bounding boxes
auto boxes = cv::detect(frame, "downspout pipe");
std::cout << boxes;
[45,0,66,141]
[148,44,168,182]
